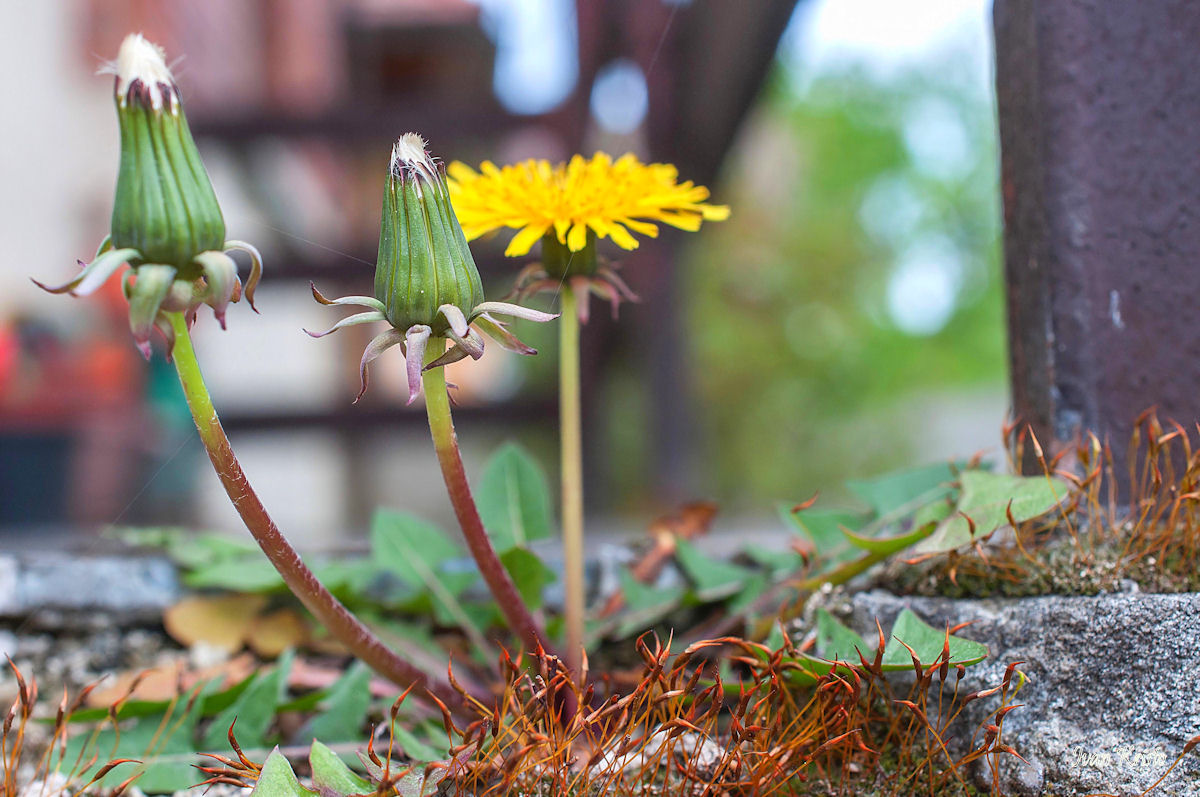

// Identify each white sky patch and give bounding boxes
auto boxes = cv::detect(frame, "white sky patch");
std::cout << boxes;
[903,96,974,180]
[590,58,649,134]
[472,0,578,115]
[859,174,928,247]
[887,235,964,336]
[780,0,993,88]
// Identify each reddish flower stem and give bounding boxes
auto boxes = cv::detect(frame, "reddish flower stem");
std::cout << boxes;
[167,313,482,714]
[421,340,555,660]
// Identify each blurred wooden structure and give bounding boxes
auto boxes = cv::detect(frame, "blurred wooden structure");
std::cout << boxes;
[82,0,799,511]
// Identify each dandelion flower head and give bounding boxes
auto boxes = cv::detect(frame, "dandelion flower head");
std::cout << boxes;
[446,152,730,258]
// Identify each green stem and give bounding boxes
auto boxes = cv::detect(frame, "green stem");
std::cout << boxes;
[421,339,552,658]
[559,286,585,675]
[166,313,478,713]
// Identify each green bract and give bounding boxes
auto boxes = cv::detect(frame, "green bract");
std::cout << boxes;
[508,229,638,325]
[34,33,261,359]
[110,65,225,268]
[375,134,485,333]
[309,134,556,404]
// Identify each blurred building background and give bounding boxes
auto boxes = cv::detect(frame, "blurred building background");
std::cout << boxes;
[0,0,1005,548]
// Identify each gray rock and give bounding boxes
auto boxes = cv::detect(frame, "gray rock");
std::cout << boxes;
[846,590,1200,796]
[1,553,179,623]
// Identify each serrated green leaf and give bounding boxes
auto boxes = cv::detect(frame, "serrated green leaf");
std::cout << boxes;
[726,573,771,615]
[184,555,287,593]
[846,462,961,517]
[779,504,867,558]
[371,510,463,585]
[311,559,378,599]
[391,721,449,762]
[815,609,869,661]
[742,544,804,575]
[613,568,686,639]
[310,739,373,795]
[499,547,556,610]
[65,670,256,725]
[917,471,1072,554]
[66,679,220,793]
[252,747,308,797]
[300,662,371,744]
[881,609,987,669]
[476,442,554,550]
[912,495,954,527]
[201,651,293,751]
[371,510,488,647]
[839,520,935,554]
[674,539,754,601]
[106,526,259,571]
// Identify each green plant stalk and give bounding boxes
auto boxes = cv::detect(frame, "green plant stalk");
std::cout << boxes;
[421,339,552,658]
[166,312,475,713]
[559,285,585,675]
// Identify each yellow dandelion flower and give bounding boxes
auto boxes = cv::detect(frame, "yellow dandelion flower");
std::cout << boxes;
[446,152,730,259]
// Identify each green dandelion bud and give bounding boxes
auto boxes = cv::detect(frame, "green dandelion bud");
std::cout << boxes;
[376,134,485,335]
[34,33,262,359]
[109,35,225,268]
[308,134,557,404]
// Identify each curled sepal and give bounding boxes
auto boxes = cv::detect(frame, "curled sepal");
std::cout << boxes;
[424,340,472,372]
[153,314,178,361]
[403,325,433,405]
[32,247,140,296]
[303,311,386,339]
[357,328,405,404]
[473,313,536,355]
[309,282,386,313]
[194,250,239,329]
[128,264,178,359]
[597,265,640,303]
[472,301,558,324]
[224,240,264,312]
[437,304,471,339]
[446,323,485,362]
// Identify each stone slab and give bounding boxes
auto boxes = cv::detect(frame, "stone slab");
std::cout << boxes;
[843,589,1200,795]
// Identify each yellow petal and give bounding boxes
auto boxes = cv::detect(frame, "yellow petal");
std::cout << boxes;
[447,161,478,182]
[618,217,659,237]
[566,222,589,252]
[606,222,641,250]
[505,223,549,257]
[657,211,703,232]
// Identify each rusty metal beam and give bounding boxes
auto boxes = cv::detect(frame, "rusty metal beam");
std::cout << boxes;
[995,0,1200,485]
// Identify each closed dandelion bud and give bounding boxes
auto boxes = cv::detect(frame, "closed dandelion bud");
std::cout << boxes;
[375,133,485,333]
[33,33,263,360]
[308,134,556,404]
[110,34,225,269]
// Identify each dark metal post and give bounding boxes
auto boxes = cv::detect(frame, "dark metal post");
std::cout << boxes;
[995,1,1200,485]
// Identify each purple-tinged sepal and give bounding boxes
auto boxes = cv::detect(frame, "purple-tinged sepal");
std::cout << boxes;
[310,134,556,403]
[508,231,641,324]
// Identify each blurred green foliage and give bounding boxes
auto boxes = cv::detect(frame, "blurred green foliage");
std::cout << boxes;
[684,57,1006,507]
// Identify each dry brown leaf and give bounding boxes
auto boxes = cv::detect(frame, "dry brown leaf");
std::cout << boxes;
[162,593,268,653]
[86,653,258,707]
[600,500,719,617]
[246,608,310,658]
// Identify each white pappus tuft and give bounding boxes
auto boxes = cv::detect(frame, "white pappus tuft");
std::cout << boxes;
[390,133,440,189]
[104,33,177,110]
